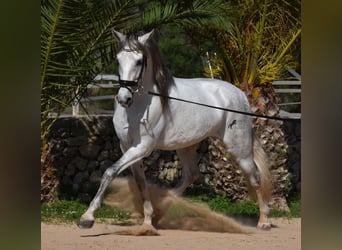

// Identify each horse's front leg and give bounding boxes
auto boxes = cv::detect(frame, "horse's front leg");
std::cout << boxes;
[131,163,153,225]
[77,144,153,229]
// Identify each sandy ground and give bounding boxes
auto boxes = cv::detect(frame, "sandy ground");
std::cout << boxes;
[42,178,300,249]
[41,218,300,250]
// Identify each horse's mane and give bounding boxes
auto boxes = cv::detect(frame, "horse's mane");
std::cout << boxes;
[119,31,175,111]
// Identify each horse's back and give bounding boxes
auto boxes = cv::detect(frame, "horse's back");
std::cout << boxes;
[153,77,252,150]
[172,77,250,112]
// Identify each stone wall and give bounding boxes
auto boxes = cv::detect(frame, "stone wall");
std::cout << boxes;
[46,117,121,203]
[282,119,301,193]
[46,116,300,209]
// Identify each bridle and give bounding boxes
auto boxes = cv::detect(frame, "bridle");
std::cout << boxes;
[118,53,147,95]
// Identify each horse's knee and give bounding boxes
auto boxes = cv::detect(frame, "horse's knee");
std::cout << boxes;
[103,167,116,180]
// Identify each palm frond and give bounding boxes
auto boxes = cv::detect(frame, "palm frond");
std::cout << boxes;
[141,0,233,31]
[208,0,301,87]
[41,0,140,126]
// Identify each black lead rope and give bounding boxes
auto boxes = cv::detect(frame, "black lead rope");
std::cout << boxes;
[147,91,299,121]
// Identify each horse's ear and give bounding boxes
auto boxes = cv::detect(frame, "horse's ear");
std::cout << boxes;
[138,29,154,45]
[112,29,126,43]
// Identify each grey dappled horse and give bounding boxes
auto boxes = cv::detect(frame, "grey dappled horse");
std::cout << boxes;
[77,30,273,230]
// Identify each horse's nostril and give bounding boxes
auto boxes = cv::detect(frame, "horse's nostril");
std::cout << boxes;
[118,96,133,108]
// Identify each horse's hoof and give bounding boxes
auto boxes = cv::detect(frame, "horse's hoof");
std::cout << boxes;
[257,222,272,230]
[77,219,94,229]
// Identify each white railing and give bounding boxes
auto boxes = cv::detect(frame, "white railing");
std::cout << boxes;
[72,74,119,116]
[70,71,301,119]
[272,69,301,119]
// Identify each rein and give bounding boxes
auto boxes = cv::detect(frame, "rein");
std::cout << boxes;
[116,49,297,122]
[147,91,299,121]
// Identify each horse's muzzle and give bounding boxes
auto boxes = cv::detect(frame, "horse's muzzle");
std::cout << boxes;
[116,87,133,108]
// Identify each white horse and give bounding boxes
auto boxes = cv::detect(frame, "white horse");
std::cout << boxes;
[77,30,273,230]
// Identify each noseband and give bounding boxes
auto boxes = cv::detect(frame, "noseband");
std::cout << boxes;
[118,55,147,95]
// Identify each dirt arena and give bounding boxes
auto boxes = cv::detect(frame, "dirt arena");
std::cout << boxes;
[41,178,300,249]
[41,218,300,250]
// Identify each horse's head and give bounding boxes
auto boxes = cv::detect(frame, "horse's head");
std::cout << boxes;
[112,29,154,108]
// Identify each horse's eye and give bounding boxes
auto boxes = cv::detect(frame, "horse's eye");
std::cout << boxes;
[136,59,143,66]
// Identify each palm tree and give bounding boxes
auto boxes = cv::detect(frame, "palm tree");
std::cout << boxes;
[41,0,233,202]
[192,0,301,86]
[41,0,138,136]
[41,0,232,140]
[184,0,301,206]
[41,0,142,201]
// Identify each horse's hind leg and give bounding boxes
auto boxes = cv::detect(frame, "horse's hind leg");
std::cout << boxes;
[131,162,153,226]
[235,154,271,230]
[222,117,272,229]
[173,144,200,194]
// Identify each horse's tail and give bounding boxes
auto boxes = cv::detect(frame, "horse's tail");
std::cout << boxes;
[247,133,273,202]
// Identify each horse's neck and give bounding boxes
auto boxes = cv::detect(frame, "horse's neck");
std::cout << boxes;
[125,58,167,120]
[127,74,158,116]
